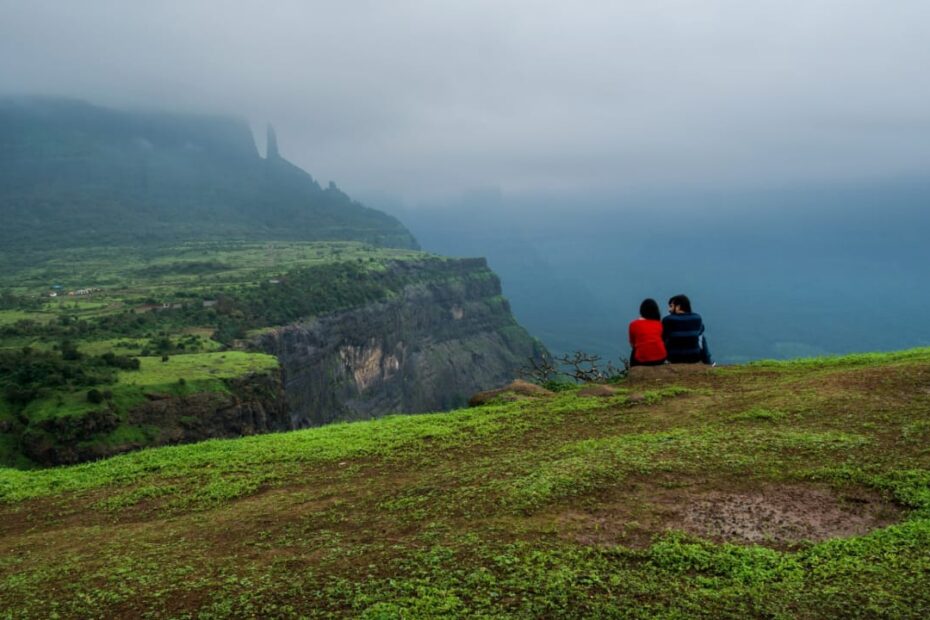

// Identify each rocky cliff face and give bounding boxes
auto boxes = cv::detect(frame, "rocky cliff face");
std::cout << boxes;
[258,258,545,426]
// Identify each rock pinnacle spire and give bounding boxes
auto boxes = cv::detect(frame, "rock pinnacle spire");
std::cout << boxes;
[266,123,280,160]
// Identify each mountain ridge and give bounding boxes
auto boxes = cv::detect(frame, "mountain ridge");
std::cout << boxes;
[0,97,418,251]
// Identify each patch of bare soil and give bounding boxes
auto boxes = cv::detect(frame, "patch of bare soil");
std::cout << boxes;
[677,485,902,546]
[627,364,715,382]
[545,480,903,549]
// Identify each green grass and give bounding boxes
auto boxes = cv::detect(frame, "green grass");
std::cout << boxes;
[0,386,698,507]
[74,337,149,356]
[729,407,788,423]
[119,351,279,386]
[0,310,56,326]
[20,390,100,422]
[740,346,930,369]
[0,351,282,470]
[0,393,562,503]
[45,299,110,311]
[2,351,930,616]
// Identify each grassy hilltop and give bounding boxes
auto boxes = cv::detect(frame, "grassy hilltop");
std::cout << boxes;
[2,349,930,617]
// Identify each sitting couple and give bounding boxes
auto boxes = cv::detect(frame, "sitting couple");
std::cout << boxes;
[628,294,713,366]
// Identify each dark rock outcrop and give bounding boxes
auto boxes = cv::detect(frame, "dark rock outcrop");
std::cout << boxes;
[468,380,555,407]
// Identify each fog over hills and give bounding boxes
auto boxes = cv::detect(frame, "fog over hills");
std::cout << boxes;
[0,97,417,253]
[378,180,930,364]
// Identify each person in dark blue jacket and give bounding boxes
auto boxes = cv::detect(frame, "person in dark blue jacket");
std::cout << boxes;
[662,294,713,365]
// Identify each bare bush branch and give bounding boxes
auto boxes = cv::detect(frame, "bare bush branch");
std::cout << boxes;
[518,353,560,384]
[520,350,628,385]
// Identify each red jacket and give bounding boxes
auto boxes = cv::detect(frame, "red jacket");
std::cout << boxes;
[628,318,667,363]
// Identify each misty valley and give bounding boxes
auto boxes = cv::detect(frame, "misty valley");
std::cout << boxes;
[383,182,930,364]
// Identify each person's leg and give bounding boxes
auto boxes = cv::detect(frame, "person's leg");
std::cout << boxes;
[700,336,713,365]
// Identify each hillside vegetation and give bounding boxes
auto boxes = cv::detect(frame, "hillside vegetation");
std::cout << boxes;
[0,241,439,467]
[2,349,929,617]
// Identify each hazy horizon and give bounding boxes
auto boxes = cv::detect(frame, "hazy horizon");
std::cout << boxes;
[3,1,930,205]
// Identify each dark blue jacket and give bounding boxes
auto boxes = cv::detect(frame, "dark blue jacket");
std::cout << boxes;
[662,312,712,364]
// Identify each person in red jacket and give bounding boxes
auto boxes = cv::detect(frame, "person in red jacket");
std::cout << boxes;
[629,298,667,366]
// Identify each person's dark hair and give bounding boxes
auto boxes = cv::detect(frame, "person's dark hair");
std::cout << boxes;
[668,294,692,313]
[639,298,661,321]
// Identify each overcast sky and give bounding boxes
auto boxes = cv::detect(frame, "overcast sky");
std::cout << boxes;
[2,1,929,204]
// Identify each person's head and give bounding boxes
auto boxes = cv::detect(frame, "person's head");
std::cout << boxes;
[668,294,692,314]
[639,298,661,321]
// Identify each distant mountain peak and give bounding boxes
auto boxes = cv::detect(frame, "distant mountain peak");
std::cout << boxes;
[0,97,419,251]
